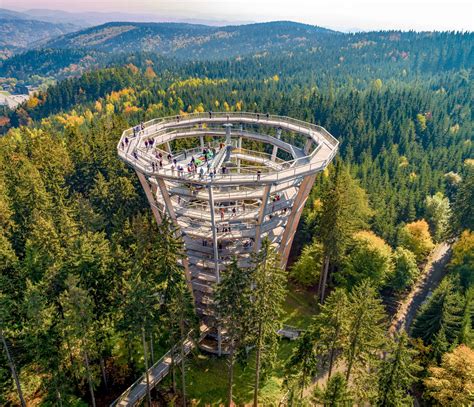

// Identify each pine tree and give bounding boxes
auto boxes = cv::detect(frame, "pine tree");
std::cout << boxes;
[376,332,420,406]
[318,163,372,302]
[451,166,474,234]
[284,329,318,400]
[411,278,464,347]
[215,258,253,407]
[344,280,387,382]
[157,216,197,404]
[250,238,287,407]
[313,373,352,407]
[59,275,98,407]
[312,287,349,378]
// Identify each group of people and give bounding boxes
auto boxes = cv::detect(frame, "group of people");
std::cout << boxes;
[132,122,145,137]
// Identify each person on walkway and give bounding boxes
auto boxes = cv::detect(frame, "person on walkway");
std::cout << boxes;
[199,167,204,179]
[257,170,261,181]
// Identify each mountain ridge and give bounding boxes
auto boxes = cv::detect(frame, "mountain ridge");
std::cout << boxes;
[42,20,337,58]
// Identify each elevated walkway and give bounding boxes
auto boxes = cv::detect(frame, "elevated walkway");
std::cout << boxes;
[110,327,208,407]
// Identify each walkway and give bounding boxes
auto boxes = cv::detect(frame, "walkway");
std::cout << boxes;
[111,327,208,407]
[389,242,452,334]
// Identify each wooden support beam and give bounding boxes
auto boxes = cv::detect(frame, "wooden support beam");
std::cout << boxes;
[136,171,162,225]
[279,174,316,268]
[255,184,271,252]
[156,178,193,298]
[304,137,313,155]
[207,186,220,283]
[271,128,282,161]
[156,178,178,223]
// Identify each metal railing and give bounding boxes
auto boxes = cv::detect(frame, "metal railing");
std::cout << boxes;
[117,112,338,186]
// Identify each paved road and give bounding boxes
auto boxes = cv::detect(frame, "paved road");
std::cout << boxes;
[389,242,452,335]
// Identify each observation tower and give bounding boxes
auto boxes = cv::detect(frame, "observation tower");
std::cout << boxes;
[118,112,338,354]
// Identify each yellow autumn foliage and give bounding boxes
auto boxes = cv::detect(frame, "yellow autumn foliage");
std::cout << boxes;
[424,345,474,406]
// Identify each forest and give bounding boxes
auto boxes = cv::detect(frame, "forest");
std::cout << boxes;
[0,25,473,406]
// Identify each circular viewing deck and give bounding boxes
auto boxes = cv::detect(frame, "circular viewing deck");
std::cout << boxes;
[118,112,338,186]
[118,112,338,354]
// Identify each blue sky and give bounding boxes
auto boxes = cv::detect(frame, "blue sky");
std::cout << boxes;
[3,0,473,31]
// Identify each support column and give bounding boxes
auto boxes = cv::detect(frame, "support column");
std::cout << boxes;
[254,184,271,252]
[207,185,222,355]
[237,126,243,174]
[156,178,178,223]
[279,174,316,268]
[304,137,313,155]
[164,141,172,153]
[136,171,162,225]
[224,123,232,146]
[207,186,220,283]
[156,178,193,297]
[200,135,205,149]
[271,127,282,161]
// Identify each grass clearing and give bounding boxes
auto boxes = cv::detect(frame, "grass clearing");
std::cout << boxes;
[184,283,317,405]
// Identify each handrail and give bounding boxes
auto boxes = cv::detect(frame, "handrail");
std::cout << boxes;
[110,327,208,407]
[118,112,338,186]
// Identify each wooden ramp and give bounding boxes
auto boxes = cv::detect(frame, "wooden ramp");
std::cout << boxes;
[111,328,207,407]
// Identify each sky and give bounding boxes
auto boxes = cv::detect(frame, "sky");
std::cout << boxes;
[2,0,473,31]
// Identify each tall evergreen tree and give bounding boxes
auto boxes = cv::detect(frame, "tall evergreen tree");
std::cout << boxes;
[157,216,197,405]
[318,163,372,302]
[313,373,352,407]
[344,280,387,382]
[376,332,420,407]
[215,258,253,407]
[250,238,287,407]
[312,287,349,378]
[411,278,464,347]
[59,275,98,407]
[451,166,474,234]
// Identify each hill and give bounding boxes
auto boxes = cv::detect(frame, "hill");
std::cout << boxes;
[0,10,81,59]
[43,21,336,58]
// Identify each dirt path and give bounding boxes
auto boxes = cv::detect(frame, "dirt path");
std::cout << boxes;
[389,242,452,335]
[284,243,452,405]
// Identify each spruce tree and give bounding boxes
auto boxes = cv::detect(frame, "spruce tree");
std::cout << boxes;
[59,275,98,407]
[411,278,464,347]
[344,280,387,382]
[250,238,287,407]
[284,329,318,401]
[312,287,349,378]
[215,258,253,407]
[318,163,372,302]
[313,373,352,407]
[376,332,420,407]
[157,216,197,404]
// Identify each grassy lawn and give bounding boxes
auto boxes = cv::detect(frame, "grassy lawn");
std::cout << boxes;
[184,283,317,406]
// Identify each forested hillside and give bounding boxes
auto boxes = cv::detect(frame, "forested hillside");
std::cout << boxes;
[0,24,472,406]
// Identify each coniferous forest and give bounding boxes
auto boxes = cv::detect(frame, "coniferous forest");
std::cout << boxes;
[0,20,473,406]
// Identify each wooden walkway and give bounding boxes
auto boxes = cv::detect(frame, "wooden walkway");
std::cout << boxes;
[110,330,205,407]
